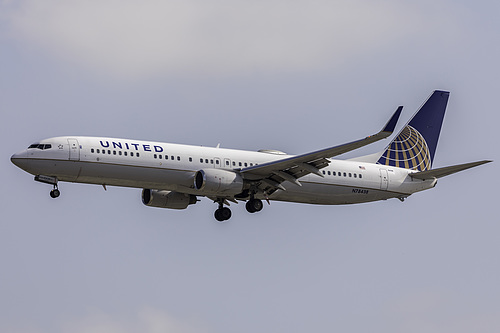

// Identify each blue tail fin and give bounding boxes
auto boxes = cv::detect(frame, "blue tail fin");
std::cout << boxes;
[377,90,449,171]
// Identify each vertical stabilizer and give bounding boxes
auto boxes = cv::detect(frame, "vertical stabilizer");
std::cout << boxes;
[377,90,449,171]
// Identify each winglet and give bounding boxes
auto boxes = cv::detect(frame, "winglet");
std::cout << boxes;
[382,106,403,133]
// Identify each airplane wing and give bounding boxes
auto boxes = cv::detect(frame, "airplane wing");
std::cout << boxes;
[239,107,403,191]
[409,160,492,180]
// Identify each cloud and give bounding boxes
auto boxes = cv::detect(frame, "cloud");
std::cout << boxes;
[3,0,458,80]
[0,308,207,333]
[59,307,208,333]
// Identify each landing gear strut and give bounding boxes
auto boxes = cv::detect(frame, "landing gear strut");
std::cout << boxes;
[214,200,231,222]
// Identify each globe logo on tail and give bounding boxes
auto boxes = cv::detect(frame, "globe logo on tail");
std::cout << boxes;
[377,125,431,171]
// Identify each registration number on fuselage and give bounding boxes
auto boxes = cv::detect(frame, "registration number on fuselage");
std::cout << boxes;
[352,189,369,194]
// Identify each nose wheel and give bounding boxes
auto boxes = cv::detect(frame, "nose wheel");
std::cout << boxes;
[50,187,60,198]
[49,182,60,198]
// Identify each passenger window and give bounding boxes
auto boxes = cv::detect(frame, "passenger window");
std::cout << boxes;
[322,170,326,175]
[200,158,204,163]
[205,159,209,163]
[108,150,111,154]
[91,148,95,153]
[359,174,362,179]
[239,162,242,167]
[354,173,357,178]
[333,171,336,176]
[343,172,346,177]
[232,162,236,166]
[327,171,331,175]
[119,151,122,156]
[349,173,352,177]
[226,161,230,166]
[171,156,174,160]
[137,153,140,157]
[244,162,248,167]
[216,160,219,165]
[113,151,116,155]
[131,152,134,157]
[189,157,193,162]
[250,163,253,166]
[177,156,180,161]
[124,151,127,156]
[159,155,162,159]
[102,150,105,154]
[154,154,157,159]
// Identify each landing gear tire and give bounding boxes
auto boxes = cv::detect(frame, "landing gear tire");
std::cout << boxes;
[215,207,232,222]
[246,199,263,213]
[50,189,60,198]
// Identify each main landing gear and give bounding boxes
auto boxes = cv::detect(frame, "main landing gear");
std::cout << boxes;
[214,200,232,222]
[245,198,263,213]
[213,196,264,222]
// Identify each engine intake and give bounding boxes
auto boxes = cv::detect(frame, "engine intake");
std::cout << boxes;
[142,189,197,210]
[194,169,244,195]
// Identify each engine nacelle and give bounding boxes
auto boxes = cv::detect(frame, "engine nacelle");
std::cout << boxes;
[194,169,244,195]
[142,189,197,210]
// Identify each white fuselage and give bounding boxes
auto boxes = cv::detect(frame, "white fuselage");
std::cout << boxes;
[11,136,437,205]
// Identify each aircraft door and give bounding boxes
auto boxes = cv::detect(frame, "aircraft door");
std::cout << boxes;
[214,158,221,168]
[223,158,232,169]
[68,138,80,161]
[379,169,389,190]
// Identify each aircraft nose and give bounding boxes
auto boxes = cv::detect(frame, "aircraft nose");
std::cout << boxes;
[11,150,29,170]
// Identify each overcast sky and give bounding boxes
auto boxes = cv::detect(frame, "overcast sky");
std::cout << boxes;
[1,1,499,332]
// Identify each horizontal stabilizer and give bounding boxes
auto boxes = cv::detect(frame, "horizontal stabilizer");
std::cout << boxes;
[410,160,492,180]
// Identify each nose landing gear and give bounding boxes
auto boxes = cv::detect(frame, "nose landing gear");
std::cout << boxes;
[49,186,60,198]
[34,175,60,198]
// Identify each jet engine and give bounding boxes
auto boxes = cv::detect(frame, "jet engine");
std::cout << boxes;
[194,169,244,195]
[142,189,197,210]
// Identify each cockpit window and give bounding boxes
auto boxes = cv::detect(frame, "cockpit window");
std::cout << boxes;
[28,144,52,150]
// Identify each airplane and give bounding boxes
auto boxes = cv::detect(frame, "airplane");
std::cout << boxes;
[11,90,491,221]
